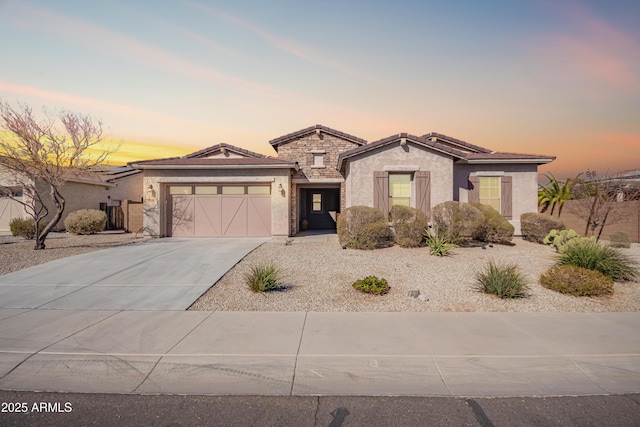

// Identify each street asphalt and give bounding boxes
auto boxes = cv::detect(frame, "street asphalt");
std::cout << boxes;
[0,237,638,398]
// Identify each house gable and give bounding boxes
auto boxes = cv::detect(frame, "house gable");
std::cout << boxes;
[185,143,267,159]
[270,124,366,182]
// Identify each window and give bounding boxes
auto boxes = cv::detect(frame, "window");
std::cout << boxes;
[247,186,270,195]
[222,186,245,195]
[389,174,411,207]
[312,193,322,211]
[195,186,218,195]
[169,186,192,195]
[479,177,501,213]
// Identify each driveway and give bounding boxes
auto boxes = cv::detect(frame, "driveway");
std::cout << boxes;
[0,238,267,310]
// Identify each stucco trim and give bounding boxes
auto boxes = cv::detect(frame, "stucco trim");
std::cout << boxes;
[292,178,344,184]
[383,165,420,172]
[155,177,276,183]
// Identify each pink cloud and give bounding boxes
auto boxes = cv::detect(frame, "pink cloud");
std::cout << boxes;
[534,1,639,88]
[184,0,376,81]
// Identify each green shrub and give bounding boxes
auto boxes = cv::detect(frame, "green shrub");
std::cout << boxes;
[472,203,514,244]
[9,217,47,239]
[431,201,484,244]
[352,276,390,295]
[520,213,565,244]
[389,205,429,248]
[475,260,529,298]
[64,209,107,235]
[337,206,392,250]
[244,263,282,293]
[556,240,638,282]
[609,231,631,249]
[425,225,457,256]
[543,229,585,253]
[540,265,614,296]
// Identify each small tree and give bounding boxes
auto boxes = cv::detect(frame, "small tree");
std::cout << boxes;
[567,170,640,241]
[0,102,116,249]
[538,172,579,217]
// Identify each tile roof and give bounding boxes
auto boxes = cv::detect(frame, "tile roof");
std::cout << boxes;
[269,124,367,148]
[461,152,556,162]
[185,143,268,159]
[422,132,492,153]
[129,157,297,168]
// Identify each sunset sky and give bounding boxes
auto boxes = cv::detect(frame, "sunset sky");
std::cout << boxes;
[1,0,639,180]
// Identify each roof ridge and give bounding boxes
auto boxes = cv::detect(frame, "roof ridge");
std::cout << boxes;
[269,124,367,146]
[422,132,492,153]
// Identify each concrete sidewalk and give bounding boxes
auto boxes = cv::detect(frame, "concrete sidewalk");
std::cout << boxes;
[0,238,266,310]
[0,310,638,397]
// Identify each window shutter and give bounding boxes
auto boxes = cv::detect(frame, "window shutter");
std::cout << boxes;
[373,171,389,215]
[415,171,431,216]
[468,176,480,204]
[501,176,513,219]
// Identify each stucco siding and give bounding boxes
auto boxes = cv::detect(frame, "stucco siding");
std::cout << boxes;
[345,142,454,209]
[453,163,539,235]
[142,168,290,237]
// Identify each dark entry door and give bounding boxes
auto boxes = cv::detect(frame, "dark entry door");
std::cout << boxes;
[304,188,339,229]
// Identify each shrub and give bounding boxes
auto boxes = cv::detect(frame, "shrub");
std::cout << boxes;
[520,213,565,244]
[475,260,529,298]
[543,229,584,253]
[425,225,457,256]
[337,206,392,250]
[472,203,514,244]
[389,205,429,248]
[609,231,631,249]
[9,217,47,239]
[540,265,614,297]
[64,209,107,235]
[352,276,390,295]
[244,263,282,293]
[431,201,484,244]
[556,240,639,282]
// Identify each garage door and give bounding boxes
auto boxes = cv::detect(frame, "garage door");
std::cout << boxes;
[0,196,25,232]
[168,185,271,237]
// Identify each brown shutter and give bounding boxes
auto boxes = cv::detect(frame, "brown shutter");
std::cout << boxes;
[501,176,513,219]
[415,171,431,216]
[373,171,389,215]
[468,176,480,204]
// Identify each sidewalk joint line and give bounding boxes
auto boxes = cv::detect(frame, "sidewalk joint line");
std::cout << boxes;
[290,311,308,396]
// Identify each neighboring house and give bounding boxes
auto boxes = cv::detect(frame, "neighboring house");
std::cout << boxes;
[129,125,555,238]
[0,165,142,232]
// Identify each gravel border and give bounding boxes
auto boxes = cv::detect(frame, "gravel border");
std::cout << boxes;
[0,232,150,276]
[190,237,640,312]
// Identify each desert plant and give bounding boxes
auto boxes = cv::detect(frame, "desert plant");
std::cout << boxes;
[609,231,631,249]
[352,275,390,295]
[431,201,484,244]
[425,225,457,256]
[543,229,585,253]
[520,212,565,244]
[244,263,282,293]
[389,205,429,248]
[64,209,107,235]
[540,265,614,296]
[475,260,529,298]
[337,205,392,250]
[556,240,638,282]
[9,217,48,240]
[472,203,514,244]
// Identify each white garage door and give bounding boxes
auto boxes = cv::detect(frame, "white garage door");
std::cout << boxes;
[168,185,271,237]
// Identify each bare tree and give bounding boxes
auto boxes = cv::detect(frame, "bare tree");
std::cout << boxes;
[0,101,117,249]
[567,170,640,241]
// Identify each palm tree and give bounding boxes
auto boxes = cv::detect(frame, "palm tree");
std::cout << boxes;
[538,172,579,217]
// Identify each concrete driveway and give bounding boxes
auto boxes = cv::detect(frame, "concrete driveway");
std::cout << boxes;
[0,238,267,310]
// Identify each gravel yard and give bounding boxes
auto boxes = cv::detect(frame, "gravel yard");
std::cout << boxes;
[190,236,640,312]
[0,232,150,275]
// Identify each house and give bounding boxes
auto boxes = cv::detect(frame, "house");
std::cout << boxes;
[0,164,142,232]
[129,125,555,238]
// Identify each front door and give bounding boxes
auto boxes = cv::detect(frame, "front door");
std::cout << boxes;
[303,188,339,229]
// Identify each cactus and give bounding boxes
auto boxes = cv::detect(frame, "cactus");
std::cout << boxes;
[543,229,590,253]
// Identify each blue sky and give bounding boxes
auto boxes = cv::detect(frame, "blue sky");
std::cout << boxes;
[1,0,639,178]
